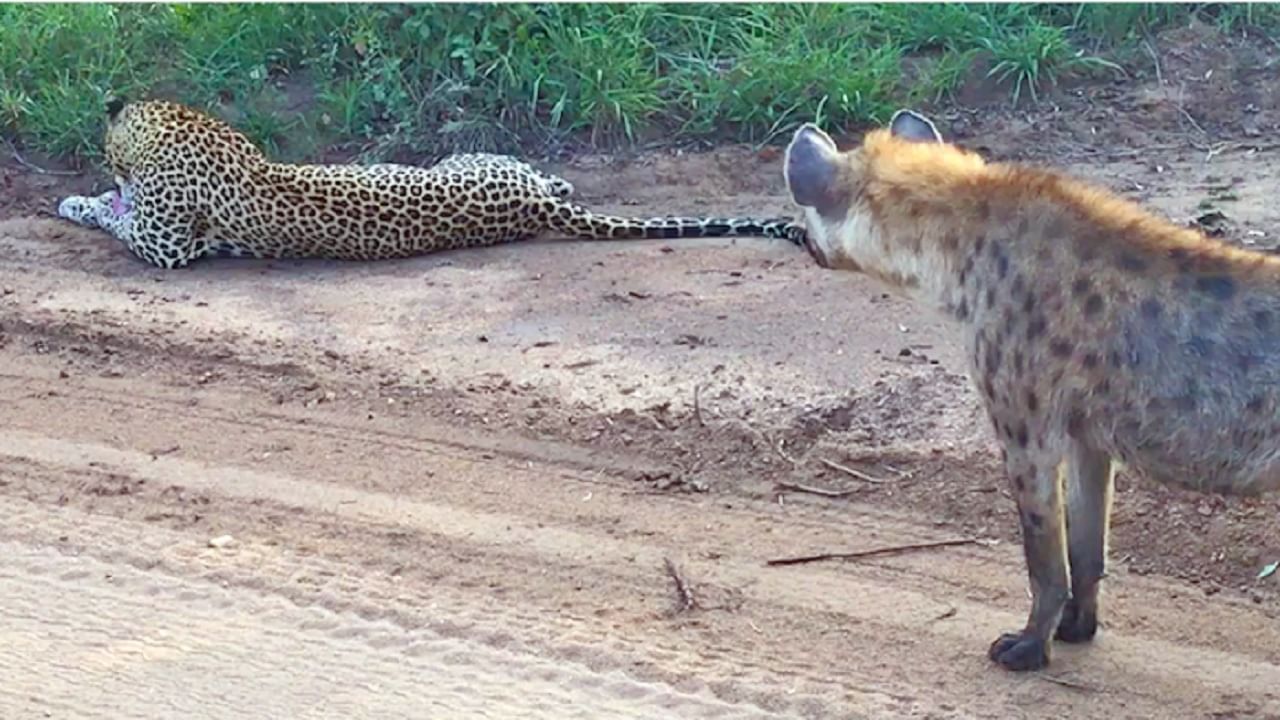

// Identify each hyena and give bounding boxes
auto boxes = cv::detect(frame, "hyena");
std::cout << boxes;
[783,109,1280,671]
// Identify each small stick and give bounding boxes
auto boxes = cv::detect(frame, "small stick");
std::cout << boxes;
[1035,674,1098,692]
[930,606,958,622]
[2,136,78,176]
[775,481,857,498]
[880,462,913,479]
[663,557,699,613]
[1174,83,1208,139]
[642,413,668,431]
[1203,142,1234,162]
[773,437,801,466]
[1142,38,1164,87]
[1179,106,1208,138]
[818,457,889,484]
[693,383,707,428]
[766,538,980,567]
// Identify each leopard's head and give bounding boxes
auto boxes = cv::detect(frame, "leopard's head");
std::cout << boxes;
[103,95,140,186]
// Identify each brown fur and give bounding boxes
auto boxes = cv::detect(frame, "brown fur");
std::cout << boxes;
[58,99,805,269]
[784,110,1280,672]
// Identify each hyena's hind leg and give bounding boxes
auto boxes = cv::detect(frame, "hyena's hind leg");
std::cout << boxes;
[1056,439,1115,644]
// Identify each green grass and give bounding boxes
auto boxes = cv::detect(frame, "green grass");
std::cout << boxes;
[981,19,1123,104]
[0,3,1276,163]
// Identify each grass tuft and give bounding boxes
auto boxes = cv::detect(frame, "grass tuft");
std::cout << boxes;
[0,3,1273,163]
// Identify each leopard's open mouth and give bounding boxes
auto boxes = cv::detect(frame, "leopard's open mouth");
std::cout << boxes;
[108,191,134,217]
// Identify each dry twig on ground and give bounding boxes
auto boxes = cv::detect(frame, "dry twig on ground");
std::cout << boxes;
[771,433,894,485]
[766,538,982,567]
[692,383,708,428]
[1035,674,1099,693]
[663,557,700,614]
[774,481,858,498]
[772,437,802,466]
[817,457,889,484]
[2,136,79,176]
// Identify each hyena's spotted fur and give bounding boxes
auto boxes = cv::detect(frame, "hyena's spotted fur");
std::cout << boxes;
[784,109,1280,671]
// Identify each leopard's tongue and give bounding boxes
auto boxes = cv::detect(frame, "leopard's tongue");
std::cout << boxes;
[110,193,133,216]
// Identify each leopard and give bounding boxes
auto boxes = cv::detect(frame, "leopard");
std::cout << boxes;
[783,108,1280,672]
[57,98,805,269]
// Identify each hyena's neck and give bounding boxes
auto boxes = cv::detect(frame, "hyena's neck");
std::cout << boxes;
[865,193,1006,322]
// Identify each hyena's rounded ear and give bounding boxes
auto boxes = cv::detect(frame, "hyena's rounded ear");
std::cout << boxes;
[889,109,942,143]
[785,123,841,212]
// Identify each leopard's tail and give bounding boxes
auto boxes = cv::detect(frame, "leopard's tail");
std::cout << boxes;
[547,204,806,247]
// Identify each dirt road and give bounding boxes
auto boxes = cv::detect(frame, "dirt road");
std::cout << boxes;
[4,167,1280,717]
[3,347,1280,719]
[4,43,1280,716]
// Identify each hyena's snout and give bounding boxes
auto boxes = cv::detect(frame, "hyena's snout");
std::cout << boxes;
[801,230,831,268]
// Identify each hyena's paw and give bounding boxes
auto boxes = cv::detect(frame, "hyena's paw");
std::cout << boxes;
[1054,599,1099,644]
[988,631,1050,671]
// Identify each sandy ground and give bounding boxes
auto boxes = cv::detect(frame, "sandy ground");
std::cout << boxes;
[3,23,1280,720]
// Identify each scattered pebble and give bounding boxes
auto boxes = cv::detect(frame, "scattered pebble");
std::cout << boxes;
[208,535,236,549]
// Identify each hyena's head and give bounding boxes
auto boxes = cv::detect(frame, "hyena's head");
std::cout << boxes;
[783,110,987,293]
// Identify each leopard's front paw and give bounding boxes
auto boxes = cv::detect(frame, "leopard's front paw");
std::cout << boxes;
[57,195,104,228]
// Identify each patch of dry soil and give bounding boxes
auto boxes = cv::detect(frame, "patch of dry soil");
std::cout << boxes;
[2,23,1279,719]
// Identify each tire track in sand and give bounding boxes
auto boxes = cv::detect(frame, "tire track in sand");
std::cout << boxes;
[3,411,1279,719]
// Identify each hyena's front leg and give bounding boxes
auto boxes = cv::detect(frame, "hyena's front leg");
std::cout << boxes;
[988,449,1070,671]
[1056,439,1115,644]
